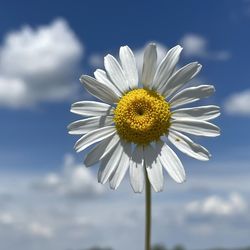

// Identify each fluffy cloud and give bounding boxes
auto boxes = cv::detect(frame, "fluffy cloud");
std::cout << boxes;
[224,89,250,115]
[180,34,231,60]
[1,159,250,250]
[88,53,104,68]
[0,209,53,239]
[0,212,14,225]
[185,192,247,216]
[33,154,104,199]
[0,18,83,108]
[28,222,53,238]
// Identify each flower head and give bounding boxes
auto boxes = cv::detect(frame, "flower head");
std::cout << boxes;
[68,44,220,192]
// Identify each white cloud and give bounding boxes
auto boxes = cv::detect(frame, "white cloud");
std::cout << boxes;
[0,211,53,239]
[28,222,53,238]
[180,34,231,61]
[0,18,83,108]
[33,154,104,199]
[0,212,14,225]
[88,53,104,68]
[1,159,250,250]
[186,192,247,216]
[0,77,28,107]
[224,89,250,115]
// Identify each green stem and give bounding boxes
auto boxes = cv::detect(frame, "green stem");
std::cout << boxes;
[145,169,151,250]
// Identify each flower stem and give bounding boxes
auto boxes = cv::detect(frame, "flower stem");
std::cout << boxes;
[145,170,151,250]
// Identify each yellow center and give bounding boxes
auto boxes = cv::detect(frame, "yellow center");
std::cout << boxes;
[113,88,171,145]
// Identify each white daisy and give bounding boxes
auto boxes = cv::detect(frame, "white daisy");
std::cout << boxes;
[68,44,220,193]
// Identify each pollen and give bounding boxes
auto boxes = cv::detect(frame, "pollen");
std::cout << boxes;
[113,88,171,145]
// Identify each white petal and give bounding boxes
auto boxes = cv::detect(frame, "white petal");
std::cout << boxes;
[144,145,164,192]
[98,142,124,184]
[80,75,119,104]
[84,134,120,167]
[141,43,157,88]
[94,69,122,96]
[171,119,220,137]
[84,137,112,167]
[104,54,130,93]
[119,46,138,89]
[156,141,186,183]
[74,126,116,153]
[168,129,211,161]
[171,105,220,121]
[160,62,202,98]
[152,45,183,90]
[109,142,131,190]
[68,116,114,135]
[71,101,114,117]
[170,85,215,109]
[129,146,144,193]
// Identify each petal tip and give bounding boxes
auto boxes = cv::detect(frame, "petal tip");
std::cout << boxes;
[154,188,163,193]
[177,178,186,184]
[133,190,143,194]
[210,85,216,92]
[79,75,89,84]
[120,45,129,50]
[197,63,202,71]
[176,45,183,51]
[148,42,156,47]
[79,75,84,83]
[104,54,112,59]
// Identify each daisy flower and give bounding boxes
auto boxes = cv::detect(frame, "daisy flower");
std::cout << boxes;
[68,44,220,193]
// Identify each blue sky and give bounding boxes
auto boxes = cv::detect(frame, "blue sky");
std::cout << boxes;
[0,0,250,249]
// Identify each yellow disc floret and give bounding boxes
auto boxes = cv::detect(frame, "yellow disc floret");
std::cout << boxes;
[113,88,171,145]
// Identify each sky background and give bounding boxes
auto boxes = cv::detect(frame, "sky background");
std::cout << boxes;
[0,0,250,249]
